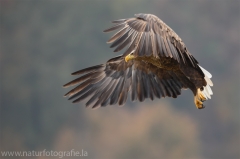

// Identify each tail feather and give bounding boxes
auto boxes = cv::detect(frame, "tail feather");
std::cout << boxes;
[199,65,212,78]
[198,65,213,100]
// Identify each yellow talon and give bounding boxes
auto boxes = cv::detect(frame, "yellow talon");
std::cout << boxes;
[194,96,205,109]
[194,88,206,109]
[125,53,136,62]
[199,92,206,102]
[197,88,206,102]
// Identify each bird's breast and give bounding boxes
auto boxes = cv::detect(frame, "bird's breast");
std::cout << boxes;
[135,55,180,71]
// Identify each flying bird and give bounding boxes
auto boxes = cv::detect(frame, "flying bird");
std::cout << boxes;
[63,13,213,109]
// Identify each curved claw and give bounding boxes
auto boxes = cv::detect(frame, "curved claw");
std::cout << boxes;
[194,95,205,109]
[194,88,207,109]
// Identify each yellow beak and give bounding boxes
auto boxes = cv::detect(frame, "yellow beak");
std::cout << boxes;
[125,54,135,62]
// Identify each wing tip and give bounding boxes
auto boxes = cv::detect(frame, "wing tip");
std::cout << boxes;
[103,29,109,33]
[71,72,79,75]
[63,84,69,88]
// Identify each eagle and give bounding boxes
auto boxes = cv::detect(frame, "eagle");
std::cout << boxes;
[63,13,213,109]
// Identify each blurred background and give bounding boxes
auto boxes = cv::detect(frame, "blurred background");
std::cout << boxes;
[0,0,239,159]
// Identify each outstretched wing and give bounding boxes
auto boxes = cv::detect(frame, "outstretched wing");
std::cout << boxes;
[63,55,191,109]
[104,13,198,67]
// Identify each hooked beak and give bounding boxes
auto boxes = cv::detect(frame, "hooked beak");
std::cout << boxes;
[125,54,135,62]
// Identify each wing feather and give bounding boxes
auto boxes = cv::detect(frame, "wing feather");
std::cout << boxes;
[131,67,138,101]
[107,26,128,43]
[103,22,126,33]
[110,28,132,48]
[64,55,194,108]
[105,13,199,67]
[114,29,137,52]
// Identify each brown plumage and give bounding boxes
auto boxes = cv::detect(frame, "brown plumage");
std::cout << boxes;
[63,13,213,109]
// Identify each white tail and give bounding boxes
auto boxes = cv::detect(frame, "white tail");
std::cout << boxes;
[198,65,213,100]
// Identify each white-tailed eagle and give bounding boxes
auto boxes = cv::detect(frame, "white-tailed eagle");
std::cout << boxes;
[63,14,213,109]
